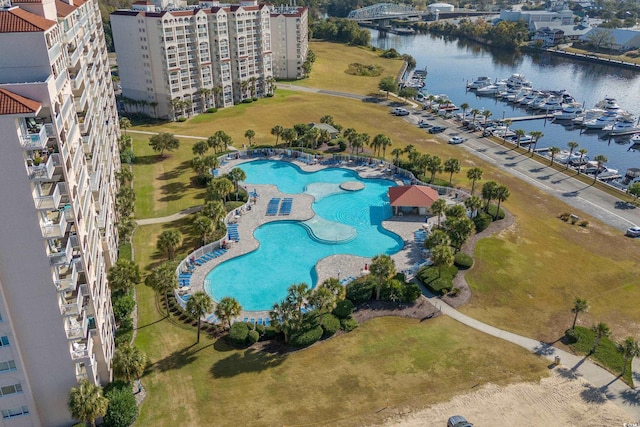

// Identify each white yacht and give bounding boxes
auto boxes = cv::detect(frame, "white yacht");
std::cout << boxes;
[603,115,640,135]
[476,81,507,96]
[505,73,532,88]
[517,91,538,105]
[573,108,605,125]
[527,93,549,109]
[553,103,584,120]
[467,76,492,89]
[596,97,622,112]
[584,110,620,129]
[538,96,564,112]
[506,88,531,103]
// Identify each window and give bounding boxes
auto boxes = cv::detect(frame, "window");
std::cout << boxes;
[0,361,16,373]
[0,337,8,347]
[0,383,22,397]
[2,406,29,418]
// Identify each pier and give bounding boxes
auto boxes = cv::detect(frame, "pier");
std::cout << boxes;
[507,114,555,122]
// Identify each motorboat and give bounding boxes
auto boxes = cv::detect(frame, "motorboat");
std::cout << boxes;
[579,160,618,176]
[491,127,516,138]
[555,150,583,164]
[584,110,620,129]
[572,108,605,125]
[527,93,549,109]
[506,88,531,103]
[603,115,640,135]
[517,91,538,105]
[467,76,492,89]
[537,96,564,112]
[596,97,622,112]
[476,81,507,96]
[507,134,533,144]
[505,73,532,88]
[553,102,584,120]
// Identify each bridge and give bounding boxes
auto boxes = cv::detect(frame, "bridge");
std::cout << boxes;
[347,3,422,22]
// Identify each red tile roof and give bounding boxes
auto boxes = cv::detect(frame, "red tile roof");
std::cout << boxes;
[0,7,56,32]
[388,185,439,207]
[0,88,41,115]
[55,0,78,17]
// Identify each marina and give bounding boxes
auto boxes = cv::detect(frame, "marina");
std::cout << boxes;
[373,29,640,188]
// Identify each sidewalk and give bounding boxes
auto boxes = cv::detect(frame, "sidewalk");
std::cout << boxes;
[430,297,640,421]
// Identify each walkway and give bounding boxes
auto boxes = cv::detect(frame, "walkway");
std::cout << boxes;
[136,206,202,225]
[127,129,238,150]
[429,297,640,421]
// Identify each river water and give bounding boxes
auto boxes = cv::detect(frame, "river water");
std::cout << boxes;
[369,30,640,175]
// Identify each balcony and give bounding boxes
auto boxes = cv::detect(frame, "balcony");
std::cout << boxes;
[55,69,67,94]
[55,260,80,292]
[20,123,53,150]
[70,66,85,91]
[59,285,84,316]
[71,332,94,361]
[41,209,68,238]
[34,182,63,210]
[65,312,88,340]
[28,153,60,181]
[48,42,62,63]
[48,234,73,267]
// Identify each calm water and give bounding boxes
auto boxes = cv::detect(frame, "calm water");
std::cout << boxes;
[205,161,403,311]
[369,30,640,173]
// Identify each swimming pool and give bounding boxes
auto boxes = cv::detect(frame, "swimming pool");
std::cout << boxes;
[205,160,403,311]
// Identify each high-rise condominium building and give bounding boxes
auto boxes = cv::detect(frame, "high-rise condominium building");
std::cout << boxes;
[111,1,307,119]
[270,5,308,80]
[0,0,119,423]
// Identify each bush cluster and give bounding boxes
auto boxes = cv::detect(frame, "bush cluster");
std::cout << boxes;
[340,317,358,332]
[103,383,138,427]
[290,325,323,348]
[473,212,493,232]
[417,265,459,295]
[206,107,217,113]
[229,322,249,345]
[321,313,340,337]
[332,299,354,319]
[346,281,374,304]
[453,252,474,269]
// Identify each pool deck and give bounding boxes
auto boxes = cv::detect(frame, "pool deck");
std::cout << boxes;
[186,156,454,321]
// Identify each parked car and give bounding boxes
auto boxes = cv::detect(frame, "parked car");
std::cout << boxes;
[447,415,473,427]
[391,107,409,116]
[418,121,432,128]
[428,126,447,134]
[448,136,467,145]
[626,226,640,237]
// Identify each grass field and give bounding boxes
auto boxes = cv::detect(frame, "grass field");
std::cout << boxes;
[129,41,640,424]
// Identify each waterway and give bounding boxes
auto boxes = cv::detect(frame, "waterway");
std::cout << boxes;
[369,30,640,176]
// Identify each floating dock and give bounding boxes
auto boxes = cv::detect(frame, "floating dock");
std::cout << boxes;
[506,114,555,122]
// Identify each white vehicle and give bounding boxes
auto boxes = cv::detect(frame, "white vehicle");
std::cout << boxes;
[391,107,410,116]
[448,136,467,144]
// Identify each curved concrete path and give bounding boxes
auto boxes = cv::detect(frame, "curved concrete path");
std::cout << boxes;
[136,205,202,225]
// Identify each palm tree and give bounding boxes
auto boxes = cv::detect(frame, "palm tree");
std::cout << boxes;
[192,215,213,245]
[119,117,132,136]
[503,119,513,136]
[286,283,310,316]
[192,140,209,156]
[149,101,158,117]
[460,102,469,118]
[156,230,182,260]
[390,148,403,166]
[271,125,284,146]
[493,185,510,220]
[244,129,256,147]
[592,154,608,183]
[309,286,336,316]
[270,300,296,343]
[467,167,483,195]
[369,254,396,300]
[281,128,297,148]
[431,198,447,228]
[113,344,147,384]
[215,296,242,330]
[170,98,182,120]
[470,108,480,125]
[571,297,589,329]
[425,155,443,183]
[372,134,391,158]
[444,158,461,184]
[67,380,108,427]
[199,87,211,110]
[590,322,611,354]
[319,277,346,301]
[577,148,588,174]
[212,85,222,108]
[145,261,178,315]
[424,229,451,250]
[186,291,214,343]
[431,244,454,278]
[514,129,526,147]
[529,131,544,153]
[617,336,640,376]
[227,167,247,200]
[107,259,141,294]
[481,181,498,212]
[206,177,234,202]
[566,141,579,169]
[464,195,482,218]
[482,110,492,128]
[548,146,561,165]
[202,200,226,226]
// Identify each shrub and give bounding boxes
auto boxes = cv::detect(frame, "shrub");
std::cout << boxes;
[338,140,347,152]
[473,212,493,232]
[247,330,260,344]
[103,387,138,427]
[252,97,258,101]
[266,93,274,97]
[559,212,571,221]
[432,277,453,294]
[112,292,135,323]
[321,313,340,337]
[402,282,422,302]
[177,117,187,122]
[206,107,217,113]
[340,317,358,332]
[346,281,374,304]
[255,323,265,335]
[380,279,404,302]
[454,252,474,269]
[242,99,253,104]
[290,325,323,348]
[333,299,355,319]
[264,325,277,339]
[486,204,505,220]
[229,322,249,345]
[578,220,589,227]
[564,328,578,344]
[449,287,461,296]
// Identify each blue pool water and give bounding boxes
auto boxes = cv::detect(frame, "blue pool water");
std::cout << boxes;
[204,160,403,311]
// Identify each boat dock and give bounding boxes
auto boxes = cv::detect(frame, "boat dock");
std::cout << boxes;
[507,114,555,122]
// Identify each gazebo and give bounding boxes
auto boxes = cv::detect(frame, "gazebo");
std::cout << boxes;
[388,185,439,216]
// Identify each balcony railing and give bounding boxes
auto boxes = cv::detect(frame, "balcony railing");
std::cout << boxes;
[48,42,62,63]
[60,289,82,316]
[20,124,52,150]
[55,69,67,94]
[65,313,88,340]
[55,260,79,293]
[71,332,94,361]
[34,182,63,210]
[41,210,67,239]
[71,66,85,91]
[29,153,60,181]
[49,235,73,266]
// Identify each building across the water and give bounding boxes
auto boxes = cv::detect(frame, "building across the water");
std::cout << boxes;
[111,0,308,119]
[0,0,120,423]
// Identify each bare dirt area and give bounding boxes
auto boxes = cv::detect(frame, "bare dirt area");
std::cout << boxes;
[380,368,631,427]
[352,297,440,323]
